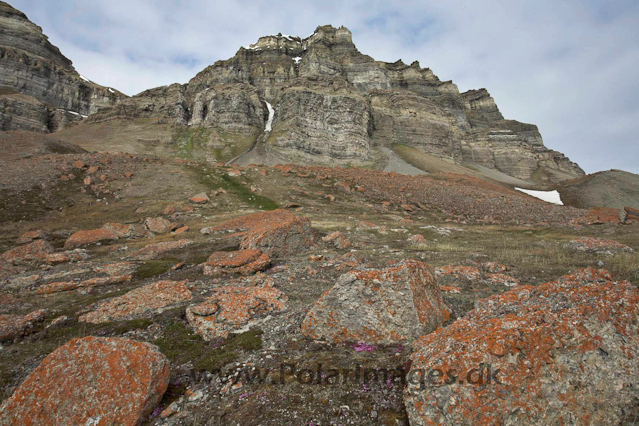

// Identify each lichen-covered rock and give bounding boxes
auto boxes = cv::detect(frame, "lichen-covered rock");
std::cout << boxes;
[101,222,152,239]
[208,209,316,257]
[189,192,210,204]
[1,239,54,264]
[126,239,193,260]
[301,259,448,344]
[321,231,352,249]
[64,223,151,249]
[0,337,169,425]
[404,268,639,426]
[35,274,132,295]
[0,309,45,341]
[15,229,48,245]
[186,285,287,339]
[79,280,192,324]
[145,217,179,234]
[63,228,118,249]
[203,249,270,277]
[563,237,634,255]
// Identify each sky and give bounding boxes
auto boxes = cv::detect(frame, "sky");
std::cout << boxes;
[10,0,639,174]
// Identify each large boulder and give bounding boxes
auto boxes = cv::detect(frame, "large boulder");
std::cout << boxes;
[404,268,639,425]
[186,285,287,340]
[64,228,118,249]
[203,249,270,276]
[204,209,316,257]
[79,280,192,324]
[1,240,54,264]
[0,337,169,425]
[301,259,448,344]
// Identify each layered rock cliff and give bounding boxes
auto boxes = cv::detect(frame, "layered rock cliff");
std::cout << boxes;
[0,1,124,132]
[87,24,582,183]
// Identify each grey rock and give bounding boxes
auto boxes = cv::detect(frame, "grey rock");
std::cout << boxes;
[301,259,449,345]
[0,2,125,131]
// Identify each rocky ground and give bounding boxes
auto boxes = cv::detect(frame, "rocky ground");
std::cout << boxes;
[0,136,638,425]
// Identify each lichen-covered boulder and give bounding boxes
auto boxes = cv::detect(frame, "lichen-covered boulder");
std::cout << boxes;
[301,259,448,344]
[0,337,170,425]
[79,280,192,324]
[204,209,316,257]
[0,309,46,341]
[404,268,639,425]
[187,285,287,339]
[563,237,634,255]
[203,249,270,276]
[1,239,54,264]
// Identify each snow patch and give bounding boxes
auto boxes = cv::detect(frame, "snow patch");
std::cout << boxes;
[108,88,114,93]
[293,57,302,64]
[79,75,90,83]
[515,188,563,205]
[264,101,275,132]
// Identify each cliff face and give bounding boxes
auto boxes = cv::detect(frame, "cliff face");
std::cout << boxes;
[89,24,581,182]
[0,1,125,132]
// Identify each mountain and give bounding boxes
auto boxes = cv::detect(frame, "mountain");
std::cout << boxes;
[86,25,584,184]
[0,1,124,132]
[0,2,583,185]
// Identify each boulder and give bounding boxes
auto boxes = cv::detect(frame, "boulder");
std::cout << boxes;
[15,230,48,245]
[0,337,169,425]
[64,228,117,249]
[186,285,287,340]
[1,240,54,264]
[0,309,45,341]
[404,268,639,425]
[563,237,634,255]
[79,280,192,324]
[189,193,210,204]
[301,259,448,344]
[205,209,316,257]
[145,217,179,234]
[203,249,270,277]
[321,231,352,249]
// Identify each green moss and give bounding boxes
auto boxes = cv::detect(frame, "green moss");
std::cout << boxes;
[134,258,180,280]
[172,126,211,160]
[190,165,279,211]
[153,322,263,373]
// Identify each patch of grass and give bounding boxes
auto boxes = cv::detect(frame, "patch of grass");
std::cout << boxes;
[191,165,279,211]
[134,258,180,280]
[153,322,263,373]
[172,126,211,160]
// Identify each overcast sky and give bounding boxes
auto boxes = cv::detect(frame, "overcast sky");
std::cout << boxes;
[11,0,639,174]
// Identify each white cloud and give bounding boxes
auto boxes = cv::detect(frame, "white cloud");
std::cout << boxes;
[9,0,639,174]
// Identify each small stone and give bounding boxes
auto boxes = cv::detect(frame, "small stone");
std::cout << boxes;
[189,193,210,204]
